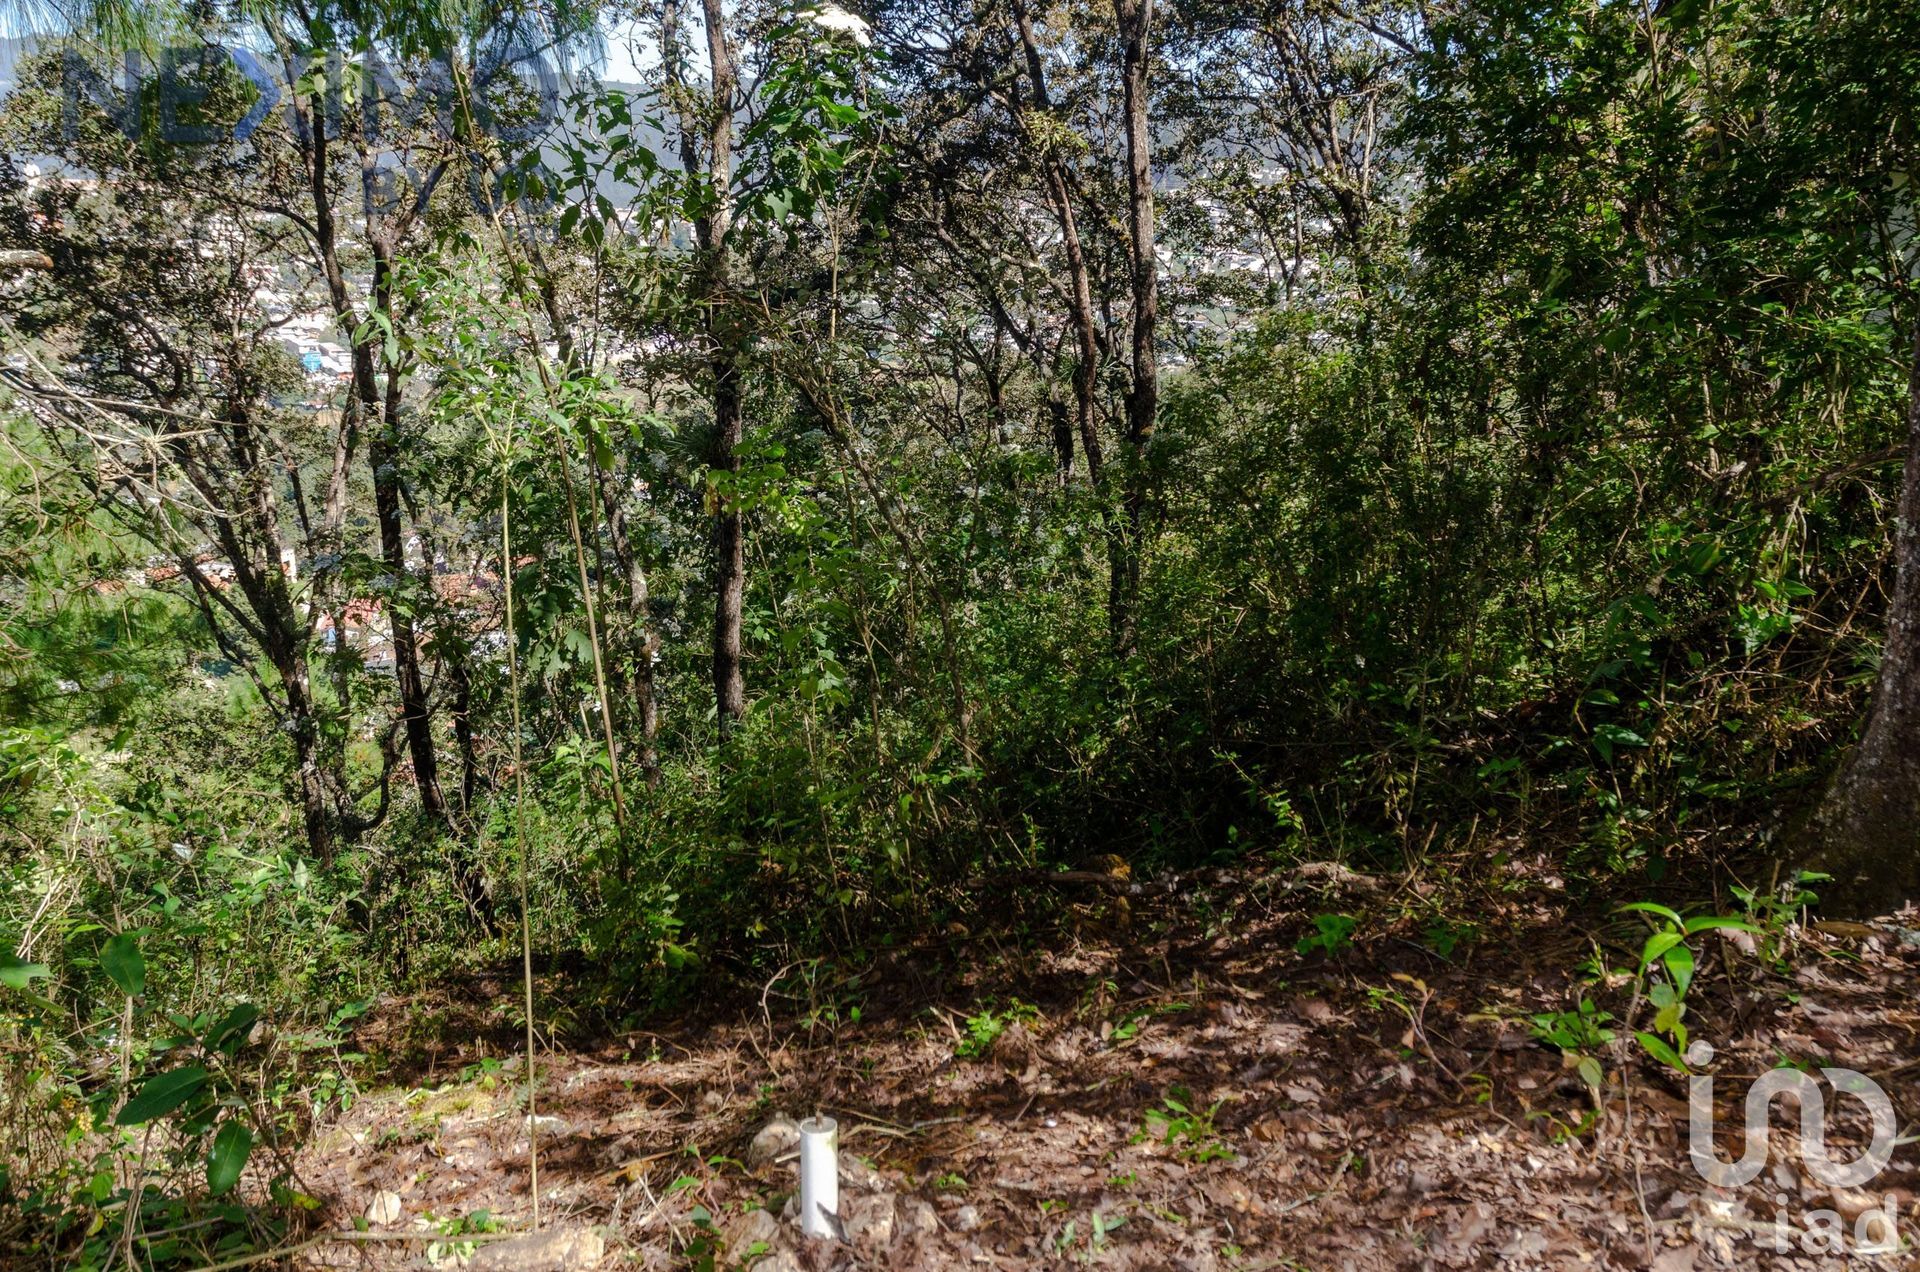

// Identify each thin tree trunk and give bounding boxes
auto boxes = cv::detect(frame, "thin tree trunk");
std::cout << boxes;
[447,641,481,813]
[594,464,661,784]
[1804,321,1920,915]
[366,243,444,818]
[1009,0,1103,491]
[295,68,443,822]
[711,351,746,728]
[1111,0,1159,656]
[670,0,747,732]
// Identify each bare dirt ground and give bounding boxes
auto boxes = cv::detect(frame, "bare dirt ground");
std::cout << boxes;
[291,860,1920,1270]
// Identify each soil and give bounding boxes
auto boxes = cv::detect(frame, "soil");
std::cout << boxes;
[291,861,1920,1270]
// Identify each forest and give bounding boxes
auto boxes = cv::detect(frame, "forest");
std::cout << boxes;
[0,0,1917,1266]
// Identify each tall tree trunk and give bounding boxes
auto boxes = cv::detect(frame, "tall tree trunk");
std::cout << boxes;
[710,346,746,728]
[595,464,662,783]
[296,73,443,822]
[1112,0,1159,656]
[1804,322,1920,915]
[366,242,444,818]
[1009,0,1103,491]
[668,0,747,731]
[448,645,480,813]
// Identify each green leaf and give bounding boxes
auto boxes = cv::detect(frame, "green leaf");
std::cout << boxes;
[1681,916,1762,935]
[0,951,49,990]
[101,934,145,997]
[1639,930,1684,971]
[205,1003,260,1054]
[1576,1056,1604,1090]
[1654,997,1685,1034]
[116,1065,208,1125]
[1662,944,1695,997]
[206,1120,252,1196]
[1636,1032,1687,1072]
[1618,902,1685,926]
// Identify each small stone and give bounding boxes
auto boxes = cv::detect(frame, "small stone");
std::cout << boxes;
[468,1227,605,1271]
[724,1208,780,1252]
[951,1204,982,1232]
[365,1190,402,1226]
[748,1117,801,1167]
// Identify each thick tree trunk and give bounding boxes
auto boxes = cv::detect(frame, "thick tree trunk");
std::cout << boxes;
[1112,0,1159,656]
[1804,324,1920,915]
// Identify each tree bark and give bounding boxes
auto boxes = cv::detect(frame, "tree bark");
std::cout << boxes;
[1112,0,1159,656]
[594,463,662,784]
[669,0,747,732]
[365,242,445,818]
[1804,322,1920,915]
[1008,0,1103,492]
[298,71,444,822]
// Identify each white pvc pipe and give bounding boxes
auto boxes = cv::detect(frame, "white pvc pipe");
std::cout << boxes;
[797,1115,839,1239]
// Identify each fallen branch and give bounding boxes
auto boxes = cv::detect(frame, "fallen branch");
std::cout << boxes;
[1263,861,1389,896]
[972,861,1385,898]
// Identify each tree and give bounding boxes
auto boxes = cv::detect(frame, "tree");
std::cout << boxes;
[0,4,545,856]
[1783,0,1920,915]
[659,0,749,732]
[0,52,373,856]
[1110,0,1158,654]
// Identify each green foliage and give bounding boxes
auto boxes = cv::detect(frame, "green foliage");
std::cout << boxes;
[1615,902,1760,1070]
[1295,914,1359,958]
[953,999,1039,1060]
[1529,999,1614,1093]
[1,0,1916,1257]
[1135,1087,1236,1164]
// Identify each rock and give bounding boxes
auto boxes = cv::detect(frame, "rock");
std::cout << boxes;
[951,1204,982,1232]
[841,1193,894,1249]
[365,1190,402,1226]
[724,1208,780,1253]
[896,1196,940,1239]
[748,1116,801,1167]
[468,1227,605,1271]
